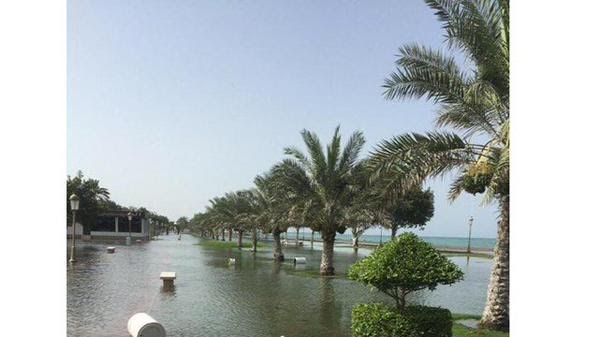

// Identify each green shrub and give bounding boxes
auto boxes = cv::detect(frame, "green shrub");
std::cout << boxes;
[348,232,463,310]
[352,303,452,337]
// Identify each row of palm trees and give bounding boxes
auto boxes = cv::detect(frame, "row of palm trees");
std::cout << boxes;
[191,126,435,274]
[193,0,509,331]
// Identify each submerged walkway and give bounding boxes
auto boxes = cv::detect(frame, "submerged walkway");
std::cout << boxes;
[67,234,491,337]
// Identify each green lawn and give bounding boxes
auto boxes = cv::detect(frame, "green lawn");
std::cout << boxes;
[196,239,268,250]
[452,314,509,337]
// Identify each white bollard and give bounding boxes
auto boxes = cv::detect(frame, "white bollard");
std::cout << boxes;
[126,237,131,246]
[106,247,116,253]
[228,258,236,265]
[127,313,166,337]
[293,257,307,265]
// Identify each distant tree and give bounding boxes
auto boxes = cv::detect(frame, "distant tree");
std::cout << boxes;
[176,216,189,234]
[189,212,205,235]
[151,214,169,234]
[384,187,435,238]
[98,199,125,211]
[66,171,110,232]
[348,232,463,310]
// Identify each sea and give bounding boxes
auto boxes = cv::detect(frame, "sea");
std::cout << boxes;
[283,231,496,251]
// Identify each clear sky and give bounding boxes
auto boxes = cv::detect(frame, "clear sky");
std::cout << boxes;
[67,0,498,238]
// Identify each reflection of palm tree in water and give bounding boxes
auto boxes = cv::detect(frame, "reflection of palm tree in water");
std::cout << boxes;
[318,278,343,335]
[271,260,281,276]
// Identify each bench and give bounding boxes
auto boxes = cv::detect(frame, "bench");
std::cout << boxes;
[159,272,176,288]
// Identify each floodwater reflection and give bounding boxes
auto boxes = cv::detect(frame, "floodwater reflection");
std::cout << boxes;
[67,234,491,337]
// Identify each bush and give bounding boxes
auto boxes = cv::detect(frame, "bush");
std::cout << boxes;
[348,232,463,310]
[352,303,452,337]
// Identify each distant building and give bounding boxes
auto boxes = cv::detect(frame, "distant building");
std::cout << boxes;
[87,210,150,241]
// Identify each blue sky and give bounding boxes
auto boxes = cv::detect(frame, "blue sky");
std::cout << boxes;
[68,0,498,238]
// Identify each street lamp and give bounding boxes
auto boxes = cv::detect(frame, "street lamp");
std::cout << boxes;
[69,194,80,263]
[127,211,133,245]
[467,216,474,254]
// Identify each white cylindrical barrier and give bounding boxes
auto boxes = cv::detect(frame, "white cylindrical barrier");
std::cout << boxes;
[127,313,166,337]
[293,257,307,265]
[106,247,116,253]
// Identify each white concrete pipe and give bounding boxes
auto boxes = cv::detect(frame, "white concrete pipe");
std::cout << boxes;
[127,313,166,337]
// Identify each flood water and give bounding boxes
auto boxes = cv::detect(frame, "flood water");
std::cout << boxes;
[67,234,491,337]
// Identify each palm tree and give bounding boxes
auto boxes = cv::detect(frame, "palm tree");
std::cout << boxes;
[204,194,237,243]
[369,0,509,331]
[235,189,266,253]
[272,126,366,275]
[344,161,380,253]
[215,191,256,248]
[253,172,293,261]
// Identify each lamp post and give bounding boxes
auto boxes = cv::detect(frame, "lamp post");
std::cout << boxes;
[466,216,474,254]
[126,211,133,245]
[69,194,80,263]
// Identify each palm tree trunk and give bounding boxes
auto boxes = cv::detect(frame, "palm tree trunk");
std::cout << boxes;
[228,229,232,241]
[251,228,258,252]
[311,231,315,248]
[320,230,336,275]
[480,196,510,331]
[272,228,285,261]
[296,227,300,245]
[237,230,243,248]
[352,235,359,254]
[221,228,225,241]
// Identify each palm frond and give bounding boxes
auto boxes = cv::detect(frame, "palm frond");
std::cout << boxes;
[327,126,342,177]
[369,132,474,191]
[300,129,327,181]
[383,43,468,104]
[339,130,366,173]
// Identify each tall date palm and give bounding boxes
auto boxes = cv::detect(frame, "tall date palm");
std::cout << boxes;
[369,0,509,331]
[272,126,365,275]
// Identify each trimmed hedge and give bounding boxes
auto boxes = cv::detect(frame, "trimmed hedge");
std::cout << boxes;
[352,303,452,337]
